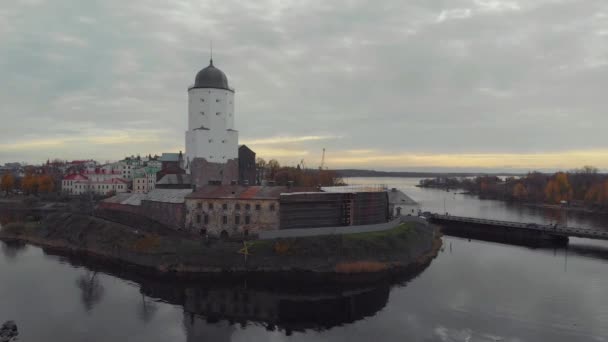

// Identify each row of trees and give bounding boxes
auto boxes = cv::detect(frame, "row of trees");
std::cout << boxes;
[448,166,608,208]
[255,158,345,187]
[1,172,55,195]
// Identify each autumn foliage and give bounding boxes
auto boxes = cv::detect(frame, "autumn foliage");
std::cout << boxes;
[421,166,608,209]
[544,172,572,204]
[259,158,345,187]
[20,172,56,195]
[1,174,15,195]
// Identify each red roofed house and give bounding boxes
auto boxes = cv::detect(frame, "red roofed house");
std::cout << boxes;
[62,169,128,196]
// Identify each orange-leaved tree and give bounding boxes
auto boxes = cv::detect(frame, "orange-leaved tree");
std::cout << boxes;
[38,175,55,193]
[584,180,608,207]
[1,173,15,195]
[21,173,39,195]
[544,172,572,204]
[512,183,528,201]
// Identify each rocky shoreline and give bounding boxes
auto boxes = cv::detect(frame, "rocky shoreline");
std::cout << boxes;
[0,212,442,278]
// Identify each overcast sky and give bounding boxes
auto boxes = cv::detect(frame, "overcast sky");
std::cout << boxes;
[1,0,607,172]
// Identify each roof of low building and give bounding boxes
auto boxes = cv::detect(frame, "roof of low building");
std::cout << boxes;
[144,189,193,203]
[63,174,89,180]
[387,188,418,205]
[102,189,192,205]
[133,166,161,178]
[187,185,319,200]
[160,153,181,162]
[157,174,191,185]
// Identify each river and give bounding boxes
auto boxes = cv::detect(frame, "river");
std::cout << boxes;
[0,178,607,341]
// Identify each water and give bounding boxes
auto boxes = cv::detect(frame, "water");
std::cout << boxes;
[0,178,607,341]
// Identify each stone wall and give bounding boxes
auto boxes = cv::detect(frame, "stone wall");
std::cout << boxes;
[140,200,186,230]
[259,218,403,240]
[96,200,187,233]
[185,198,279,237]
[190,158,239,188]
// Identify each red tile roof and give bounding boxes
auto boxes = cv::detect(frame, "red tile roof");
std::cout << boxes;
[63,174,88,180]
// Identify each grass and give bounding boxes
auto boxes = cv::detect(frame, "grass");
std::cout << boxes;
[248,223,418,257]
[0,221,42,236]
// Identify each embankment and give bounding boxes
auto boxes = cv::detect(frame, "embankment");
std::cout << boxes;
[0,212,441,277]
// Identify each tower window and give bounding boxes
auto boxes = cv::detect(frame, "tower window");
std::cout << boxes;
[208,139,213,143]
[200,111,205,115]
[216,99,220,102]
[200,98,205,102]
[216,112,221,115]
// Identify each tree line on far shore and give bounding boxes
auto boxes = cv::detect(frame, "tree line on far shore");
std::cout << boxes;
[256,158,345,187]
[420,166,608,208]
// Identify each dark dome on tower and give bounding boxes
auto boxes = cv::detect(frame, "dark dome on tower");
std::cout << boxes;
[192,59,231,91]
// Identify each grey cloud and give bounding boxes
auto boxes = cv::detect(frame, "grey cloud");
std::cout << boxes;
[1,0,607,167]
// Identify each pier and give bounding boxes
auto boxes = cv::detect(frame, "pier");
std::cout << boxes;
[428,214,608,242]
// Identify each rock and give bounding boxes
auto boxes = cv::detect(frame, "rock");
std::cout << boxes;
[0,320,18,342]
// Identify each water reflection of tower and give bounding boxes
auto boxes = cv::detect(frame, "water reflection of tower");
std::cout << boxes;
[183,313,235,342]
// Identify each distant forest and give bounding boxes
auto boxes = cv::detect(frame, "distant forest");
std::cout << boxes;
[334,169,523,178]
[418,166,608,209]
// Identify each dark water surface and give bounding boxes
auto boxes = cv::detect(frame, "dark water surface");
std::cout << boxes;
[0,178,607,341]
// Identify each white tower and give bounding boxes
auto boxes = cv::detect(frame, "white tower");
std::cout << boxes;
[185,58,238,172]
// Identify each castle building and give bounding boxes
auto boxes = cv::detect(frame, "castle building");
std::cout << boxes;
[186,58,239,186]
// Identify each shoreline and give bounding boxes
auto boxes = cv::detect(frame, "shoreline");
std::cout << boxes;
[0,212,442,279]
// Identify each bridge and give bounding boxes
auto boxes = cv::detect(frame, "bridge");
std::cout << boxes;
[429,214,608,241]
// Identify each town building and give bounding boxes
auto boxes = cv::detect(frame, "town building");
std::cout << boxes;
[133,166,161,194]
[238,145,256,185]
[62,169,128,196]
[185,185,289,238]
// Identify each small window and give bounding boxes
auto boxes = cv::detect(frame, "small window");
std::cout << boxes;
[208,203,213,210]
[235,203,241,210]
[216,99,220,102]
[200,98,205,102]
[255,204,261,211]
[245,216,250,224]
[216,112,220,115]
[196,215,201,223]
[222,216,228,224]
[222,203,228,210]
[235,215,240,225]
[200,111,205,115]
[204,214,209,224]
[270,204,275,211]
[245,204,251,210]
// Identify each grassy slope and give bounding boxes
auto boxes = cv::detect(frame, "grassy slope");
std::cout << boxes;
[1,215,437,273]
[249,223,427,259]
